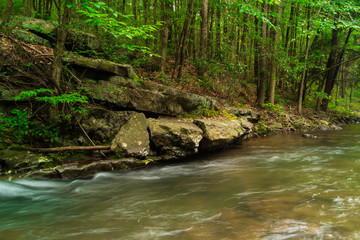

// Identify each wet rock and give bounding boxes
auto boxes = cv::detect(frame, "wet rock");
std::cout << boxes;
[56,161,113,179]
[111,158,146,170]
[194,119,246,150]
[148,118,203,159]
[0,150,53,171]
[330,125,343,130]
[302,134,317,138]
[110,113,150,158]
[25,169,60,179]
[319,126,330,131]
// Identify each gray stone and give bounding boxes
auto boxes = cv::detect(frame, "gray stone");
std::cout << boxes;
[226,107,261,123]
[80,108,136,143]
[12,29,51,47]
[0,150,52,170]
[110,113,150,158]
[148,118,203,159]
[240,119,254,131]
[111,158,146,170]
[56,161,113,179]
[194,119,245,150]
[85,80,217,116]
[10,16,56,34]
[65,53,135,78]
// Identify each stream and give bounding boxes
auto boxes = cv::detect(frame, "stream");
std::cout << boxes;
[2,124,360,239]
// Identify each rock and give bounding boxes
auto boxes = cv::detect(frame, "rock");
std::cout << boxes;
[273,122,283,129]
[111,158,146,170]
[25,169,60,179]
[226,107,261,123]
[302,134,317,138]
[331,125,342,130]
[148,118,203,159]
[56,161,113,179]
[10,16,101,52]
[12,29,51,47]
[85,80,217,117]
[65,53,135,78]
[80,108,136,143]
[194,119,246,150]
[240,119,254,131]
[110,113,150,158]
[10,16,56,35]
[0,150,54,171]
[319,126,330,131]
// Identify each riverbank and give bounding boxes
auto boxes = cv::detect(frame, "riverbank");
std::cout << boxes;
[1,18,360,180]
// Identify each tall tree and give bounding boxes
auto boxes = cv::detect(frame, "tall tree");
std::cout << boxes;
[52,0,73,91]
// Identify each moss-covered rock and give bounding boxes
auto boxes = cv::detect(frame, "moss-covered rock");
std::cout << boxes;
[12,29,51,47]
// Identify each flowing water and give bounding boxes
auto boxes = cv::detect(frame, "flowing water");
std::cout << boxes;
[2,124,360,239]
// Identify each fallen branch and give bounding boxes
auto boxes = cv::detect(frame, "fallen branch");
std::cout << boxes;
[0,145,111,153]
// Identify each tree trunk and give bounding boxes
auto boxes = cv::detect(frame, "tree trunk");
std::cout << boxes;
[257,2,268,107]
[172,0,194,79]
[320,27,352,111]
[268,3,282,104]
[160,0,171,73]
[197,0,208,76]
[23,0,33,17]
[216,1,221,51]
[132,0,137,20]
[52,0,73,92]
[1,0,14,27]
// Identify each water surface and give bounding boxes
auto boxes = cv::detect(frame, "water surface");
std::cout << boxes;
[2,124,360,239]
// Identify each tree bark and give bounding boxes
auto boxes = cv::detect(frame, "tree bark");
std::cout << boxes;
[52,0,73,91]
[1,0,14,27]
[197,0,208,76]
[257,2,268,107]
[160,0,171,73]
[268,3,282,104]
[320,27,352,111]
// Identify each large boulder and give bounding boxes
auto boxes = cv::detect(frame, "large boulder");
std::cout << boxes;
[110,113,150,158]
[11,29,51,47]
[65,53,135,78]
[194,119,246,150]
[85,79,217,116]
[10,16,101,52]
[79,108,136,143]
[148,118,203,159]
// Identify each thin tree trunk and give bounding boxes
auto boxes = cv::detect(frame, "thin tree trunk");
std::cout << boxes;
[172,0,194,79]
[268,3,282,104]
[160,0,171,73]
[197,0,208,76]
[52,0,73,92]
[132,0,137,20]
[298,7,311,114]
[257,2,268,107]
